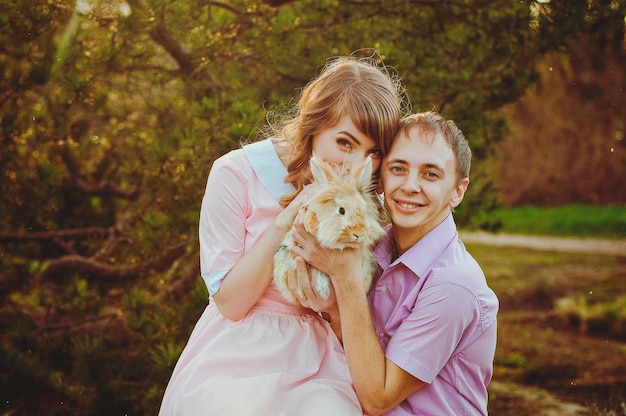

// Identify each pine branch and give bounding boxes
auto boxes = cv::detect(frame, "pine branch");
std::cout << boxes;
[38,242,188,282]
[0,227,111,243]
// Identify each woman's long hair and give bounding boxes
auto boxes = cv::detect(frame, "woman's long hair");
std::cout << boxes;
[270,53,406,207]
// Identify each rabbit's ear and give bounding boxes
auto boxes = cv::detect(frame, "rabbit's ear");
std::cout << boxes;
[353,156,373,192]
[309,157,334,186]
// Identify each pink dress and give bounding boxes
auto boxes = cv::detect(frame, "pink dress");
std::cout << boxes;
[159,139,362,416]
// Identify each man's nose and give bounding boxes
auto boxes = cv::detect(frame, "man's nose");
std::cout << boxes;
[401,173,421,192]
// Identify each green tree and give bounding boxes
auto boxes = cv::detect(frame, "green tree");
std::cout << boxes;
[1,0,617,413]
[492,0,626,205]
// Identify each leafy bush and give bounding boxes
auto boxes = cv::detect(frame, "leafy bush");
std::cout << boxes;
[470,204,626,238]
[555,295,626,341]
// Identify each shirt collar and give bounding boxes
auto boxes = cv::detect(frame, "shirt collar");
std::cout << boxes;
[374,225,395,270]
[375,214,458,278]
[243,138,295,202]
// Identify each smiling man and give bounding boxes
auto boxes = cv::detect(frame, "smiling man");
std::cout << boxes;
[291,112,499,415]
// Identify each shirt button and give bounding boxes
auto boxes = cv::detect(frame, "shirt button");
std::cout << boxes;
[380,285,388,293]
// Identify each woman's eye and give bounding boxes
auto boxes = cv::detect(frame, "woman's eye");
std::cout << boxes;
[368,149,382,159]
[337,139,352,149]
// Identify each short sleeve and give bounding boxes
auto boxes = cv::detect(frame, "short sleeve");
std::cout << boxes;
[199,153,249,296]
[385,282,478,383]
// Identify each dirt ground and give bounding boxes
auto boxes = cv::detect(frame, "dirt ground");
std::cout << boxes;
[460,232,626,258]
[460,232,626,416]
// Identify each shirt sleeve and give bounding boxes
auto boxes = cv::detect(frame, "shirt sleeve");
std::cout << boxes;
[385,280,480,384]
[199,153,249,296]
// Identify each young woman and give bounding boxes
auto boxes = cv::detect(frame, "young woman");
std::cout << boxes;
[158,53,404,416]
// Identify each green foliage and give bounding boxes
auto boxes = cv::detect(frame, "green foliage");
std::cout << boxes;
[1,0,622,414]
[521,352,580,386]
[555,294,626,340]
[470,204,626,238]
[152,340,183,370]
[500,352,528,369]
[61,277,103,315]
[492,50,626,206]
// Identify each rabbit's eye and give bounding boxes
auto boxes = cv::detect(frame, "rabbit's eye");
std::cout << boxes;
[339,207,346,215]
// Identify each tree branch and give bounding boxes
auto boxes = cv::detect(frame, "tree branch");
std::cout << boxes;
[37,312,128,342]
[0,226,111,243]
[260,0,298,6]
[162,259,201,302]
[57,136,144,200]
[38,242,188,282]
[150,20,195,75]
[73,177,145,200]
[200,0,242,14]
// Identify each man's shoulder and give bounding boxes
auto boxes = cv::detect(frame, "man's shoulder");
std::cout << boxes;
[431,233,482,270]
[427,238,495,299]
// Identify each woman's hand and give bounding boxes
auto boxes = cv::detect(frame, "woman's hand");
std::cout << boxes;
[287,256,339,314]
[272,188,311,233]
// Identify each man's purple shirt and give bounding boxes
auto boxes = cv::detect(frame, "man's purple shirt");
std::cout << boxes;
[370,214,499,415]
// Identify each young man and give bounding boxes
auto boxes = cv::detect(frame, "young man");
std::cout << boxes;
[290,112,499,415]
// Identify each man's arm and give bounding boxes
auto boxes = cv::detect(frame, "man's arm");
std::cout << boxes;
[290,237,425,415]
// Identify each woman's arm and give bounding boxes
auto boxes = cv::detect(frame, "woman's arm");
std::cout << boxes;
[211,206,293,320]
[199,153,309,321]
[211,193,307,321]
[288,256,342,340]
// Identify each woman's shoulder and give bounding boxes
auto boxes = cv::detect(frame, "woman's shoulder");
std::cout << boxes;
[209,138,293,201]
[214,138,281,165]
[242,138,286,161]
[245,138,293,200]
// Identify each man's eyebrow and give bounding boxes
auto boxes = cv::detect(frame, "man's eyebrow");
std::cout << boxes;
[386,160,445,172]
[386,157,408,165]
[424,162,443,169]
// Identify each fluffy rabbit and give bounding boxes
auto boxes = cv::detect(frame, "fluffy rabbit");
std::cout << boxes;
[273,156,386,304]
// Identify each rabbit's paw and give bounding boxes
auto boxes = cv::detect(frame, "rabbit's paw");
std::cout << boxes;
[315,271,330,300]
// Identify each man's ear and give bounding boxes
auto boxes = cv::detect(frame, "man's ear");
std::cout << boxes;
[450,177,469,208]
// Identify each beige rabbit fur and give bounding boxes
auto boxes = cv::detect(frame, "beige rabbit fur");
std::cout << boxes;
[273,156,386,304]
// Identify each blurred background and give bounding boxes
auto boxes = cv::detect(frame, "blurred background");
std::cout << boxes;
[1,0,624,414]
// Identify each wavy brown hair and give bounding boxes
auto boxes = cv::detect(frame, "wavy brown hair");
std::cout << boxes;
[269,54,405,207]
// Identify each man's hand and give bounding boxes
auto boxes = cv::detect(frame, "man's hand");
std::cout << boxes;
[290,209,361,277]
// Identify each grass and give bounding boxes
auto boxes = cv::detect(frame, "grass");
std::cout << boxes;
[466,242,626,414]
[464,204,626,413]
[469,204,626,239]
